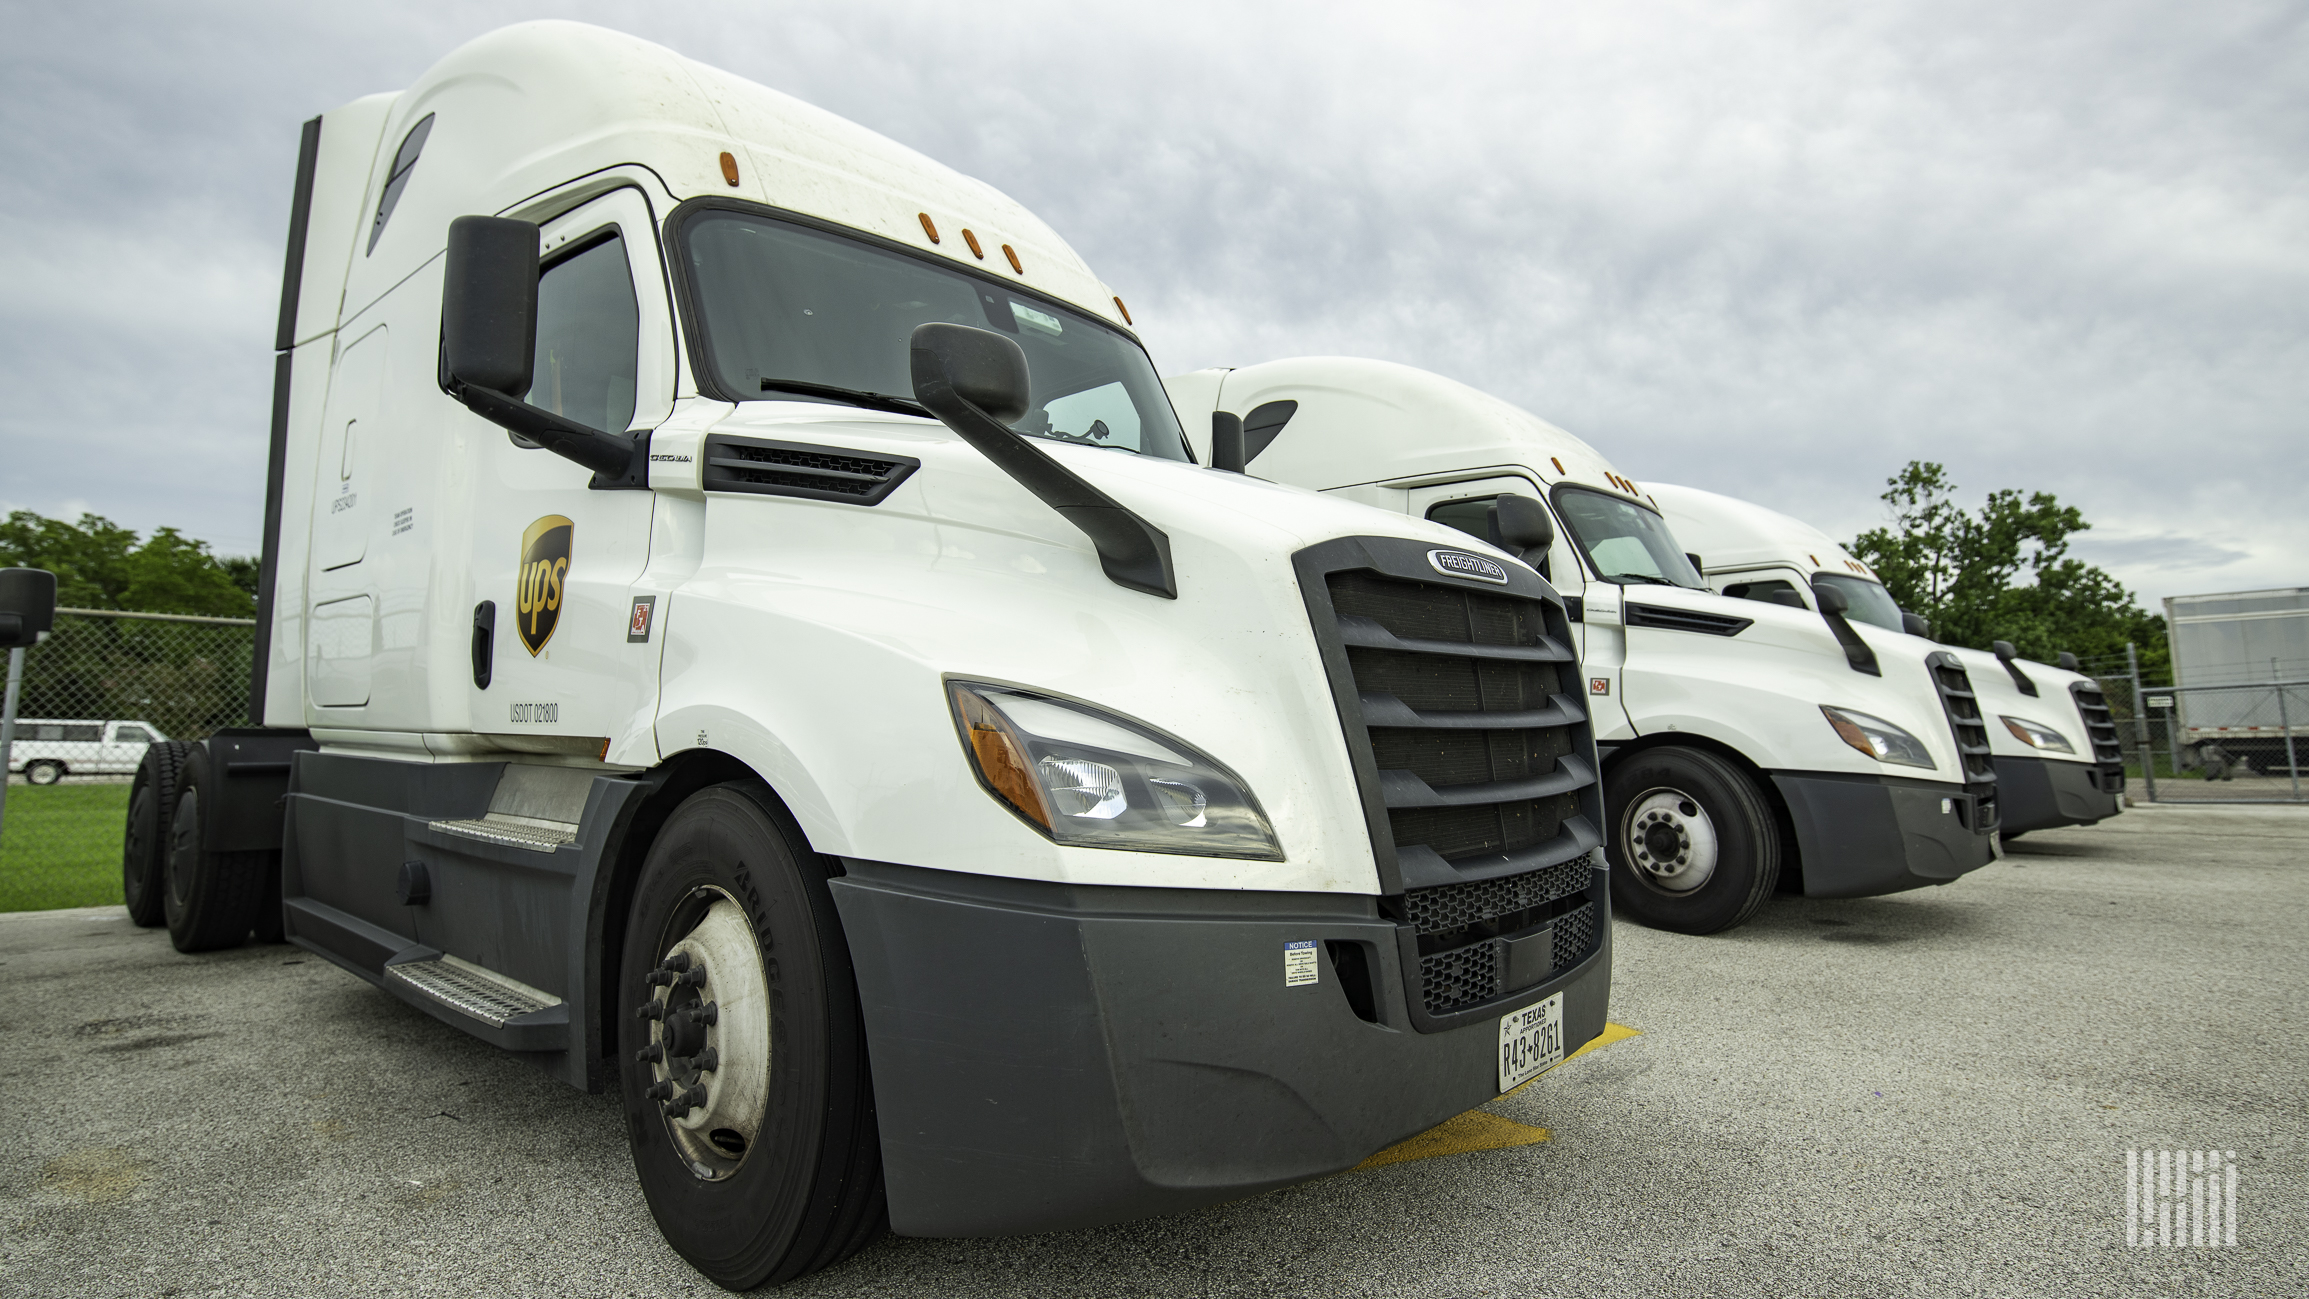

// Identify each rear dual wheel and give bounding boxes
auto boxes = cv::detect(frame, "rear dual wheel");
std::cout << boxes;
[1605,746,1781,935]
[618,783,884,1289]
[124,742,190,927]
[162,747,273,952]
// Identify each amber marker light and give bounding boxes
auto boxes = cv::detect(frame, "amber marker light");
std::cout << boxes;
[949,685,1052,829]
[1551,457,1565,475]
[1003,244,1023,274]
[918,212,940,244]
[1113,296,1133,325]
[962,229,985,259]
[719,152,740,186]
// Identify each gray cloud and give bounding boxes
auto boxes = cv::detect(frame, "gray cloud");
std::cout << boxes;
[3,0,2302,610]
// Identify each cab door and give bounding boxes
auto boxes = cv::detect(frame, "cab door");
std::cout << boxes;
[466,187,679,756]
[1399,476,1637,740]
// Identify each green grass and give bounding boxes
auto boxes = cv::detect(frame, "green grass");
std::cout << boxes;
[0,783,129,912]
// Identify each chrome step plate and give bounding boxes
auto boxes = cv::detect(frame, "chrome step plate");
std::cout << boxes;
[386,955,560,1028]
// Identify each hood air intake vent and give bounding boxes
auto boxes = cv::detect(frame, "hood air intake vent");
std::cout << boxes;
[702,434,920,506]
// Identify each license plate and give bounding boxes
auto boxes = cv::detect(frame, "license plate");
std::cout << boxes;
[1498,992,1565,1091]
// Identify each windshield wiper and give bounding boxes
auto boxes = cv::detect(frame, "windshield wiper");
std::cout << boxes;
[1606,572,1677,586]
[759,378,927,418]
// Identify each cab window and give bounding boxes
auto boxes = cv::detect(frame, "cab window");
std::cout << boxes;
[530,232,640,435]
[1724,579,1808,609]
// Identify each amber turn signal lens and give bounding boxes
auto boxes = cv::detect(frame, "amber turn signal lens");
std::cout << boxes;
[1002,243,1023,274]
[918,212,940,244]
[1112,296,1132,325]
[719,152,740,187]
[951,687,1051,828]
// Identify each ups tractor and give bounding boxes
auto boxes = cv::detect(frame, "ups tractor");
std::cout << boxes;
[120,23,1611,1288]
[1647,482,2125,838]
[1168,358,2003,936]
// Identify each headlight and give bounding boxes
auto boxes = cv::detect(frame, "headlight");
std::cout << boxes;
[1820,706,1936,769]
[2000,715,2076,753]
[947,681,1283,859]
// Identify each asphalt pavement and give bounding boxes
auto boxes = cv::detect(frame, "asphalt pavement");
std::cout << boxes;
[4,802,2303,1298]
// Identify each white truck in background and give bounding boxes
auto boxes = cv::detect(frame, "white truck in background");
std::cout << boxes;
[1647,483,2125,836]
[5,719,165,784]
[2162,588,2309,776]
[1168,358,2002,935]
[120,23,1611,1287]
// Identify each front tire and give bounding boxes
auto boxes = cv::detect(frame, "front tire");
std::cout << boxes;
[618,782,883,1289]
[163,747,268,952]
[1605,746,1781,935]
[25,760,64,786]
[124,741,190,927]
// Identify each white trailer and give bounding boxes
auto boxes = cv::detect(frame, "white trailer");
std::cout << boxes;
[1647,483,2125,835]
[122,23,1611,1286]
[2163,588,2309,772]
[1168,358,2003,936]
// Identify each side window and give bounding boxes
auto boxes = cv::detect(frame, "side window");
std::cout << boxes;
[367,114,436,254]
[113,726,153,743]
[530,232,640,435]
[1725,579,1807,609]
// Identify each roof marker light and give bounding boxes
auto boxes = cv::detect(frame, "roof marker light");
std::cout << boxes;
[1113,297,1133,325]
[1002,244,1023,274]
[718,152,740,187]
[962,229,985,259]
[1551,457,1565,475]
[918,212,940,244]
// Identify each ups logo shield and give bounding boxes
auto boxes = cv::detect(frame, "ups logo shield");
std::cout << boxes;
[515,515,573,656]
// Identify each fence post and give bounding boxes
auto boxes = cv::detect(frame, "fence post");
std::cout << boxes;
[0,645,22,839]
[2127,642,2155,802]
[2281,679,2301,802]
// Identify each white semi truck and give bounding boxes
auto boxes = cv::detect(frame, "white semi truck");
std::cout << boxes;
[1647,482,2125,836]
[116,24,1611,1287]
[1167,358,2001,935]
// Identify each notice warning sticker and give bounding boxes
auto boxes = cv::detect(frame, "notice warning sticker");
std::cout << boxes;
[1284,940,1319,987]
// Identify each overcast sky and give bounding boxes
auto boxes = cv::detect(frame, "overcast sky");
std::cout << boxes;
[4,0,2303,613]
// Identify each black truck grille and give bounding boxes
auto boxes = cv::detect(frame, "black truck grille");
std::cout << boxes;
[2069,682,2126,790]
[1296,539,1606,1030]
[1926,652,1999,830]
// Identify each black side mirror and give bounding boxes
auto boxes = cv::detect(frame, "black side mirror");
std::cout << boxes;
[1494,495,1554,557]
[1211,411,1247,473]
[0,568,58,649]
[1991,640,2039,696]
[1901,610,1933,639]
[2056,651,2080,672]
[910,323,1175,598]
[439,215,647,486]
[1685,553,1705,575]
[1808,581,1880,676]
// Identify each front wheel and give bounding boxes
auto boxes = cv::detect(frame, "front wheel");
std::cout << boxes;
[25,760,64,786]
[618,783,884,1290]
[1605,746,1782,935]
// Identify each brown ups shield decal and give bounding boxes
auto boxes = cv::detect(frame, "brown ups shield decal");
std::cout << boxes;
[515,515,573,656]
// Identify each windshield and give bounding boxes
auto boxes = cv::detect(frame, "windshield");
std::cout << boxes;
[1811,573,1905,632]
[1551,487,1705,587]
[677,209,1189,460]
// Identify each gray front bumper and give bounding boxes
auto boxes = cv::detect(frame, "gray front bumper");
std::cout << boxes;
[829,859,1610,1237]
[1993,755,2121,834]
[1771,772,1997,898]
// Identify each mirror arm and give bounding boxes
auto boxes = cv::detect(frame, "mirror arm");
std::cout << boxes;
[913,373,1176,599]
[453,384,651,489]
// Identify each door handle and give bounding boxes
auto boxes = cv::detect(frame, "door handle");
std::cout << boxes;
[472,601,495,689]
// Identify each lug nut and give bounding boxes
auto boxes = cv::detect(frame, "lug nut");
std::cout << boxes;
[697,1001,719,1026]
[678,965,709,987]
[659,953,691,973]
[646,1080,675,1101]
[635,1000,665,1020]
[646,970,676,987]
[692,1047,719,1073]
[636,1043,664,1064]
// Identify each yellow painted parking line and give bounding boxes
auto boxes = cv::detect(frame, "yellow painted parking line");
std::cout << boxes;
[1351,1022,1642,1172]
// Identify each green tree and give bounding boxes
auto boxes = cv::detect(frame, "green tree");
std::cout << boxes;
[1851,463,2167,679]
[0,511,256,617]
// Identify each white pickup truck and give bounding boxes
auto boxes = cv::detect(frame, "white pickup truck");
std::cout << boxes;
[1648,482,2124,836]
[1169,357,2002,935]
[125,23,1611,1287]
[6,719,166,784]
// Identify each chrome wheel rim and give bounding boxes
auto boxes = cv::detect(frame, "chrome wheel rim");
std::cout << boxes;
[1623,787,1719,893]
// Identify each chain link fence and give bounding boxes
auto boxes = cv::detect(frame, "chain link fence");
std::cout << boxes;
[0,608,256,910]
[2077,651,2307,804]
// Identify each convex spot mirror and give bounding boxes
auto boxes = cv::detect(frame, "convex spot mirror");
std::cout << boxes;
[439,215,645,484]
[0,568,57,649]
